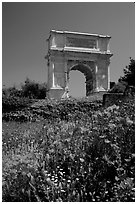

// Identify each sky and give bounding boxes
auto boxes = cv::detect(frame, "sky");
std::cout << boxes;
[2,2,135,96]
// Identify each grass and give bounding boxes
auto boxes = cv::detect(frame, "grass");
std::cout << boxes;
[2,96,135,202]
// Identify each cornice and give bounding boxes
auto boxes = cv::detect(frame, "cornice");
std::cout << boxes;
[50,47,113,56]
[51,30,111,38]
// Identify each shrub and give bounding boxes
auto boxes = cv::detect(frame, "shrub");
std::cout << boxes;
[2,79,48,112]
[109,81,128,93]
[120,58,135,87]
[21,78,48,99]
[109,58,135,95]
[2,95,34,112]
[2,86,23,98]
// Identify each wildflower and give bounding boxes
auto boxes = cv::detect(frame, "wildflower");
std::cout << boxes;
[46,177,53,186]
[126,117,134,125]
[99,135,106,139]
[61,189,65,192]
[108,123,116,129]
[104,139,111,144]
[80,158,84,162]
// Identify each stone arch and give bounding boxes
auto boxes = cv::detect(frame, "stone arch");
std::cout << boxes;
[46,30,113,99]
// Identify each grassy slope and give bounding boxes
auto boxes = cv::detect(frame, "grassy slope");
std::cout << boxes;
[2,97,135,202]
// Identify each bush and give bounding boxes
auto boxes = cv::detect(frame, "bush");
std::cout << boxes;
[109,81,135,97]
[120,58,135,86]
[109,58,135,95]
[2,95,34,112]
[2,97,103,122]
[109,81,128,93]
[2,86,23,98]
[2,79,48,112]
[22,78,48,99]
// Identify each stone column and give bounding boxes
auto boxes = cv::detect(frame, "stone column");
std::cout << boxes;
[65,61,69,89]
[52,62,55,88]
[95,62,99,92]
[107,59,110,90]
[47,60,54,89]
[61,60,69,99]
[48,61,65,99]
[96,39,99,50]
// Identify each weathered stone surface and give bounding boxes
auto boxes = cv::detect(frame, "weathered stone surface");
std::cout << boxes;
[46,30,113,99]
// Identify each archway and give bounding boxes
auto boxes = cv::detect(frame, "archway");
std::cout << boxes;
[68,70,86,98]
[46,30,113,99]
[68,62,95,96]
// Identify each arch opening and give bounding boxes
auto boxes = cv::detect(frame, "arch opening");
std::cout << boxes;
[68,70,86,98]
[68,63,94,97]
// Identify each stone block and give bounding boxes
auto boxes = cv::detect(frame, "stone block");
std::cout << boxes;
[48,88,65,100]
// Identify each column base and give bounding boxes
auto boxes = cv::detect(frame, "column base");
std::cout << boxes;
[95,86,107,92]
[48,87,65,100]
[87,91,107,101]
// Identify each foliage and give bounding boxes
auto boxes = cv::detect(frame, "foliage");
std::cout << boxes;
[2,98,102,122]
[2,95,35,113]
[21,78,48,99]
[2,86,23,97]
[2,78,48,112]
[2,96,135,202]
[109,58,135,95]
[109,81,128,93]
[120,58,135,86]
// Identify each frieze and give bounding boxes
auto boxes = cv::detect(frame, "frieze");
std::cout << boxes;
[66,37,97,49]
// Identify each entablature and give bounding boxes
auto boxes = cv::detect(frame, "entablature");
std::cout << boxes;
[47,30,112,53]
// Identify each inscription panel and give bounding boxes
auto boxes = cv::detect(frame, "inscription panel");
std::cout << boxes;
[66,37,96,49]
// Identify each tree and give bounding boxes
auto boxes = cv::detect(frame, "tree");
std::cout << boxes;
[21,78,48,99]
[120,58,135,86]
[109,58,135,95]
